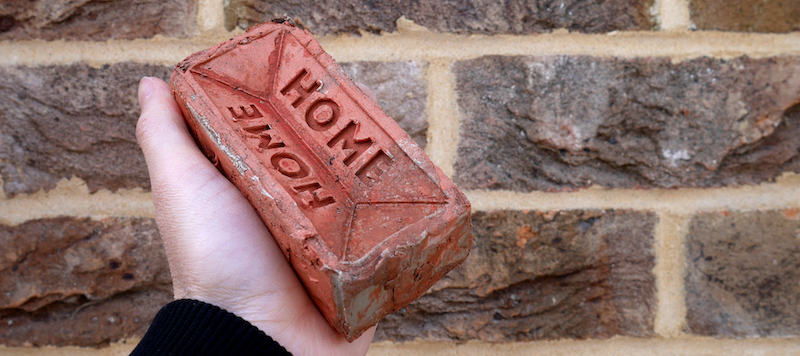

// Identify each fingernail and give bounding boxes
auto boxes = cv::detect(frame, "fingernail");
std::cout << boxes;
[139,77,155,101]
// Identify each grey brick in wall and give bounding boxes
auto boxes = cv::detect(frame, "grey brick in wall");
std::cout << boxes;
[0,0,198,41]
[0,217,171,347]
[454,56,800,191]
[225,0,654,35]
[376,209,657,341]
[686,210,800,337]
[0,63,171,197]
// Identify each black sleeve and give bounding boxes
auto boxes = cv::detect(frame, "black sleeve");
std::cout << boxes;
[130,299,292,356]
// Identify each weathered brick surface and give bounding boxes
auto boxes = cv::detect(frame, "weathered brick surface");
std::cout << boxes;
[0,217,171,346]
[0,61,425,197]
[686,210,800,337]
[225,0,654,35]
[0,0,198,40]
[340,61,428,149]
[375,210,656,341]
[454,56,800,192]
[690,0,800,33]
[1,289,171,347]
[0,63,171,197]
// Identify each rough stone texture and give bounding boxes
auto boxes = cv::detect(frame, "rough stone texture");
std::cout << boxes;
[0,217,171,346]
[454,56,800,192]
[225,0,654,35]
[690,0,800,33]
[0,63,171,197]
[341,61,428,149]
[685,210,800,338]
[1,289,171,348]
[0,0,198,40]
[375,209,656,341]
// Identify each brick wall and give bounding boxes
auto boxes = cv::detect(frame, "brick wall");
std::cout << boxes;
[1,0,800,355]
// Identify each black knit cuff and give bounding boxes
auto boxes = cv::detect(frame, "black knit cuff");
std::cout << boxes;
[130,299,291,356]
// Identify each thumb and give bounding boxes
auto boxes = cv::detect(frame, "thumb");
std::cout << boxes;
[136,76,208,173]
[135,76,217,191]
[135,77,246,299]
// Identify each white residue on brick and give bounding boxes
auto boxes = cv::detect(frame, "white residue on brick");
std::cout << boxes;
[187,103,248,176]
[662,148,691,167]
[250,175,273,199]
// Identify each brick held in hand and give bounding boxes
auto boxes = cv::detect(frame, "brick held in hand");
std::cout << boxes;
[169,20,473,341]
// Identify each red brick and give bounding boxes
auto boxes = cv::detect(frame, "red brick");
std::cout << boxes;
[376,210,657,341]
[454,56,800,191]
[0,0,198,40]
[0,63,171,197]
[686,211,800,337]
[690,0,800,33]
[0,217,171,347]
[225,0,654,35]
[170,21,472,340]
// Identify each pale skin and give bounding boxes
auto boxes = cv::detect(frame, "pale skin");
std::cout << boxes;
[136,76,375,356]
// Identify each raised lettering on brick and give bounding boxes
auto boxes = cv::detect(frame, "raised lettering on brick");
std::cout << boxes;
[279,68,392,183]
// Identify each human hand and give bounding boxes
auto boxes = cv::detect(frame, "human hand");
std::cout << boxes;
[135,77,375,356]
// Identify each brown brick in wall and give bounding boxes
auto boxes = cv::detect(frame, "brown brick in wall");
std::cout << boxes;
[0,0,198,41]
[0,63,171,197]
[0,217,172,347]
[376,210,656,342]
[454,56,800,192]
[685,210,800,338]
[340,61,428,149]
[0,61,426,197]
[225,0,654,35]
[690,0,800,33]
[2,289,172,348]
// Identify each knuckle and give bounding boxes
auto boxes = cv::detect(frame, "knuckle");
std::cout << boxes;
[135,113,159,149]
